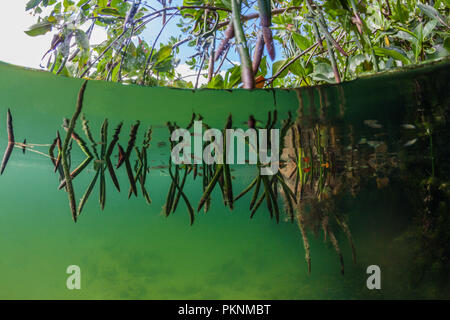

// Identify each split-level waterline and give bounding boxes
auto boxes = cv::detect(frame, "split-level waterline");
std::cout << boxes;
[0,60,448,298]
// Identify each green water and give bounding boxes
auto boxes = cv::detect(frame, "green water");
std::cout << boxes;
[0,61,448,299]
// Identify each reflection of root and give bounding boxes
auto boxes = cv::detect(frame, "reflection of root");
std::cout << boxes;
[327,226,345,275]
[334,214,356,264]
[321,215,329,242]
[296,206,311,274]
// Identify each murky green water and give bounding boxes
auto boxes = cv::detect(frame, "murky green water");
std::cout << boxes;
[0,61,448,299]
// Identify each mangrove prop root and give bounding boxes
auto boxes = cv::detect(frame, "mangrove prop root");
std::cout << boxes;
[296,208,311,275]
[99,119,108,210]
[125,121,140,196]
[223,115,234,209]
[215,22,234,62]
[54,131,62,173]
[249,175,261,210]
[252,31,264,73]
[328,227,345,275]
[81,114,99,159]
[106,122,123,192]
[60,80,88,222]
[77,170,100,216]
[116,144,125,169]
[58,131,93,190]
[168,164,195,226]
[234,176,257,202]
[172,166,188,212]
[1,108,15,175]
[198,164,223,212]
[335,214,356,264]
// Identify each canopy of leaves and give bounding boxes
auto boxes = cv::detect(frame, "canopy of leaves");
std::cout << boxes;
[25,0,450,88]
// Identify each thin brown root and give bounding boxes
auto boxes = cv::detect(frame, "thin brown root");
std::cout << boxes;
[296,208,311,274]
[328,227,344,275]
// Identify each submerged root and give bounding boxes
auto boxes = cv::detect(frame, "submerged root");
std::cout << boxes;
[1,109,15,175]
[335,215,356,264]
[60,80,88,222]
[321,215,329,242]
[296,207,311,275]
[327,226,345,275]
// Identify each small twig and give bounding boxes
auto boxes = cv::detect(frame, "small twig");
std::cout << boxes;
[214,45,230,76]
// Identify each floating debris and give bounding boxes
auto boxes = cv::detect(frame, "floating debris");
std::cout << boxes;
[376,176,390,189]
[404,138,418,147]
[401,124,416,129]
[367,140,381,148]
[151,165,168,170]
[364,119,382,129]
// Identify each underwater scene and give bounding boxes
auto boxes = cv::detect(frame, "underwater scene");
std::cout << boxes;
[0,60,448,299]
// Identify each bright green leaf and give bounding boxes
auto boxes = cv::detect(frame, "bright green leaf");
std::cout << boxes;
[423,20,438,40]
[311,63,334,83]
[374,46,411,65]
[24,21,52,37]
[99,7,121,17]
[75,29,89,51]
[289,60,304,77]
[272,59,290,78]
[153,45,173,64]
[26,0,42,11]
[292,33,310,51]
[417,3,449,28]
[444,37,450,51]
[349,54,367,73]
[228,65,241,88]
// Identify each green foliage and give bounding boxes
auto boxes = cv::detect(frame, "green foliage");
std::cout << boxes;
[25,21,53,36]
[25,0,449,88]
